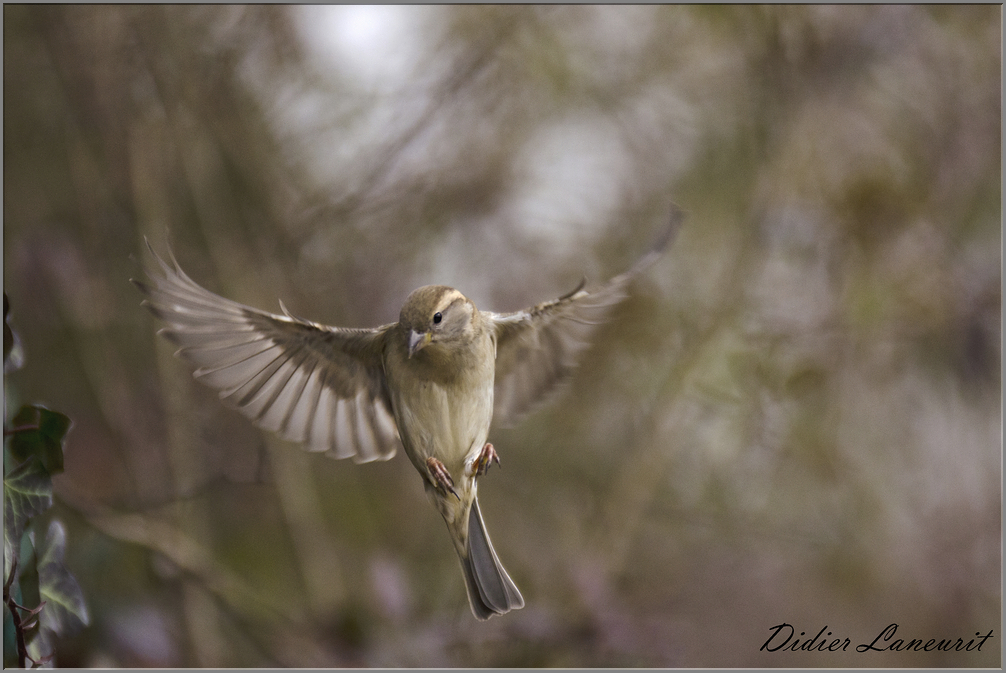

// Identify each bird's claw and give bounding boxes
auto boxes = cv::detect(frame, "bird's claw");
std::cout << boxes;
[427,457,460,500]
[472,442,500,477]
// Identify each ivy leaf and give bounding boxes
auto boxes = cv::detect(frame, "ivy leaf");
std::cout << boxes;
[34,521,89,637]
[26,631,55,670]
[9,406,71,476]
[16,531,41,649]
[3,458,52,579]
[4,606,17,668]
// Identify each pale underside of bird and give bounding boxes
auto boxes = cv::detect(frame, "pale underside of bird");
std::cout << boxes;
[134,206,682,620]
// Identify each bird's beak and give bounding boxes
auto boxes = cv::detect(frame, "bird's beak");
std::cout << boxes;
[408,330,432,358]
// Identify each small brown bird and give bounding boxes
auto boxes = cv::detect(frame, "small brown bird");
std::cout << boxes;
[134,207,682,620]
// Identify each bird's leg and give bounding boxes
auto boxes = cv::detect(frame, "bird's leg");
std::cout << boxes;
[426,456,459,500]
[470,442,500,477]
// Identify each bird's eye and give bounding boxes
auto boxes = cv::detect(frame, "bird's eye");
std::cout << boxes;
[433,312,443,325]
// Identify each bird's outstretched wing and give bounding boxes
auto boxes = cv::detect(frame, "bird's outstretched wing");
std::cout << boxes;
[133,241,401,462]
[488,206,684,427]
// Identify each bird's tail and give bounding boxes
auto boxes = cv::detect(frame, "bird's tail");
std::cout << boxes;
[459,496,524,620]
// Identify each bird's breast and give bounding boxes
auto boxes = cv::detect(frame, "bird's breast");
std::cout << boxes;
[384,339,495,477]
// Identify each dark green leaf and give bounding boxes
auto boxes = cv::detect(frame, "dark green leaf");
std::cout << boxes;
[3,458,52,579]
[17,531,41,635]
[9,406,71,476]
[4,605,17,669]
[34,521,89,637]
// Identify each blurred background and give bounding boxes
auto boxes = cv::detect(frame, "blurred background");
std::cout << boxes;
[3,5,1000,667]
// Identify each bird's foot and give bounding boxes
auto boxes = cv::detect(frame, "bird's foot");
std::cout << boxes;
[470,442,500,477]
[427,457,459,500]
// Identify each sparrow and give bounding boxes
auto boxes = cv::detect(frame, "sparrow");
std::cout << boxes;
[133,207,682,620]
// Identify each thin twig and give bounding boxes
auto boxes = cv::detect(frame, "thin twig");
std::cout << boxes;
[4,558,28,668]
[3,558,50,669]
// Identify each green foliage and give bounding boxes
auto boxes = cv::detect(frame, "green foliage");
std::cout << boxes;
[8,407,70,477]
[3,294,88,668]
[3,459,52,580]
[34,522,90,645]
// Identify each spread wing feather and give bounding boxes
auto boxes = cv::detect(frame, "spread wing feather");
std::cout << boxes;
[133,241,402,462]
[488,207,683,427]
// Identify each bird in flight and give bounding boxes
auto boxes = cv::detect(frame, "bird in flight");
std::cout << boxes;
[134,206,682,620]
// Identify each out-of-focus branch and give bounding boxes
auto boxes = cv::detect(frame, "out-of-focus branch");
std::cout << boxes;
[70,497,340,666]
[591,215,759,576]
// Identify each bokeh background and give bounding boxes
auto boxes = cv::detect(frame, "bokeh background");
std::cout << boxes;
[3,5,1001,667]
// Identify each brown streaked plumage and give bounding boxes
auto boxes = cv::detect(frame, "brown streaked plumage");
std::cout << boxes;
[133,205,683,620]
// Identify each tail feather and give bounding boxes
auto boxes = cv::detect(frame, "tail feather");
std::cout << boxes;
[460,497,524,620]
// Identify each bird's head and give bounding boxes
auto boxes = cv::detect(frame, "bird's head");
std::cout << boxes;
[399,285,478,358]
